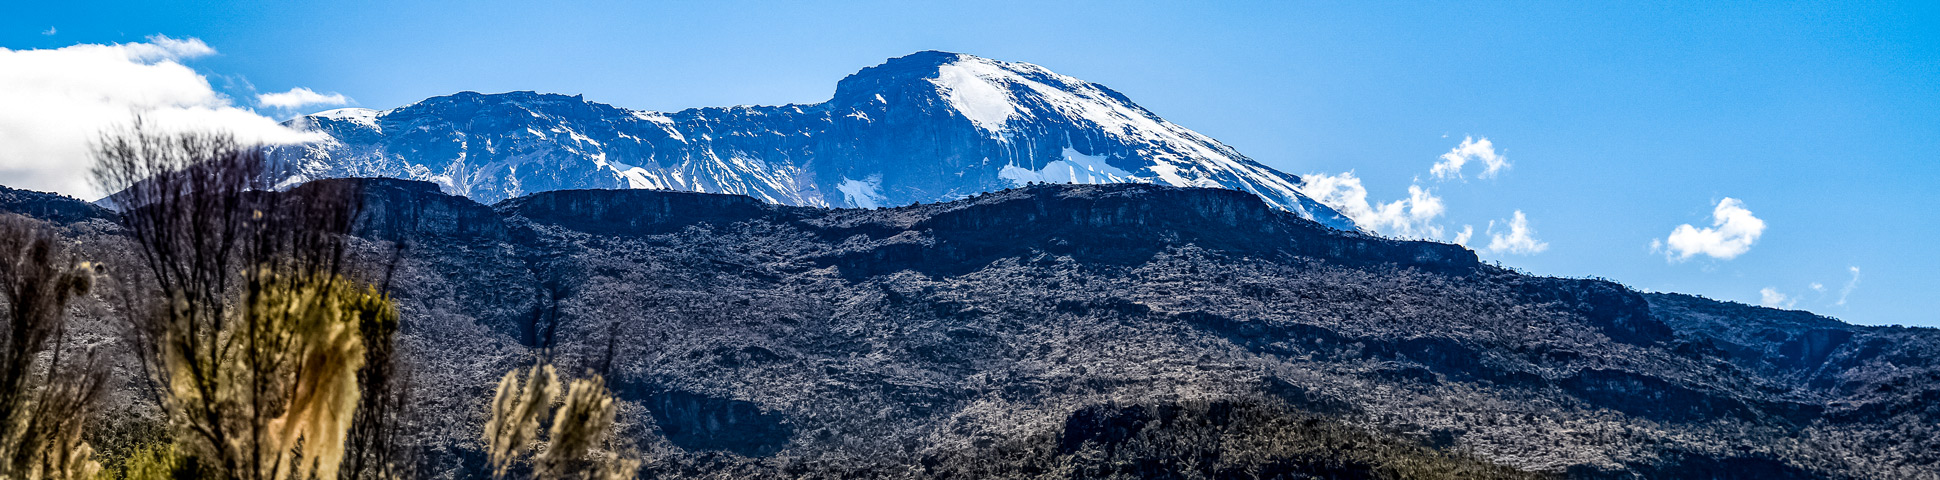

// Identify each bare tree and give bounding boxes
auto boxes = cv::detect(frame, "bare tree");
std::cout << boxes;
[340,285,415,480]
[0,213,107,480]
[91,118,397,480]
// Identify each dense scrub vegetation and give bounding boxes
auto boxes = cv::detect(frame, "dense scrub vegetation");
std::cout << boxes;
[639,397,1546,480]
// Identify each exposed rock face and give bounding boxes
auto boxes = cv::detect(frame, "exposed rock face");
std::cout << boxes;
[494,188,773,237]
[269,51,1358,230]
[625,388,794,458]
[3,178,1936,479]
[344,178,508,242]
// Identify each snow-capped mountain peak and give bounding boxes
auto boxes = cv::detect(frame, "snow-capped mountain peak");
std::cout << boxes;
[271,51,1356,230]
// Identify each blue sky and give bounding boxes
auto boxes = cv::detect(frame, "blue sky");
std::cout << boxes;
[3,1,1936,326]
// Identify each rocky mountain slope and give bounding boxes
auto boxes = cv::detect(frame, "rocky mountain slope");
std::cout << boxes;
[5,179,1938,479]
[267,51,1357,230]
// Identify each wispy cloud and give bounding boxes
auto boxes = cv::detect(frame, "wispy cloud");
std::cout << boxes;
[0,35,325,197]
[1431,136,1510,180]
[1658,197,1765,262]
[118,35,216,62]
[257,87,351,110]
[1452,224,1474,246]
[1298,171,1447,239]
[41,27,56,36]
[1486,210,1548,255]
[1837,266,1860,306]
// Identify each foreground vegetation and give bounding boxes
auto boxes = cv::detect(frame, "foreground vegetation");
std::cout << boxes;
[0,122,642,480]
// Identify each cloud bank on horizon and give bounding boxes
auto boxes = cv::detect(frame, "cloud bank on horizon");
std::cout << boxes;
[0,35,329,198]
[258,87,352,110]
[1296,171,1447,239]
[1760,266,1861,311]
[1299,136,1546,256]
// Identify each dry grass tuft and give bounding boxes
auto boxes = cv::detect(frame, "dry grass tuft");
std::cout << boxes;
[483,365,640,480]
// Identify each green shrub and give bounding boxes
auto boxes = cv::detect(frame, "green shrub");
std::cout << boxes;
[102,443,181,480]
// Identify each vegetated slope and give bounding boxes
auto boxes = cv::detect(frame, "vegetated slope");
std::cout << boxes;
[268,51,1356,230]
[669,398,1548,480]
[3,180,1936,479]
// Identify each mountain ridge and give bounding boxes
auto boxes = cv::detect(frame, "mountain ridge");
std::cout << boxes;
[270,51,1359,230]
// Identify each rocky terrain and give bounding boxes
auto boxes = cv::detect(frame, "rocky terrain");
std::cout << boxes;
[5,179,1938,479]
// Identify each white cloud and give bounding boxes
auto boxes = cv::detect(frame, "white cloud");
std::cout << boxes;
[1660,197,1765,262]
[1809,282,1825,293]
[41,27,56,36]
[257,87,351,110]
[1298,171,1447,239]
[1301,139,1537,250]
[0,35,325,198]
[1760,287,1796,309]
[118,35,216,62]
[1837,266,1860,306]
[1431,136,1510,180]
[1486,210,1548,255]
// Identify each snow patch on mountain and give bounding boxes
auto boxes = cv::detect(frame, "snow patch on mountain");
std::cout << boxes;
[999,147,1135,186]
[310,108,383,132]
[837,175,887,208]
[932,61,1018,133]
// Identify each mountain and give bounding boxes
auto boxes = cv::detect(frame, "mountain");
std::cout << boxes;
[9,179,1935,479]
[269,51,1358,230]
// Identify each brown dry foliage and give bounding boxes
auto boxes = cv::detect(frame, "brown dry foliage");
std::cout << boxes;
[483,365,639,480]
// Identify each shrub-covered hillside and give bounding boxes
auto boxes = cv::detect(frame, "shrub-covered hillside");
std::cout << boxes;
[4,179,1936,479]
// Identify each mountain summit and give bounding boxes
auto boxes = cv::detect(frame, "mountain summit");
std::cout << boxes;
[272,51,1356,229]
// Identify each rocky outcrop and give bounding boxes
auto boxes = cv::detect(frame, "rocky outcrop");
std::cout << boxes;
[313,178,508,242]
[495,188,778,237]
